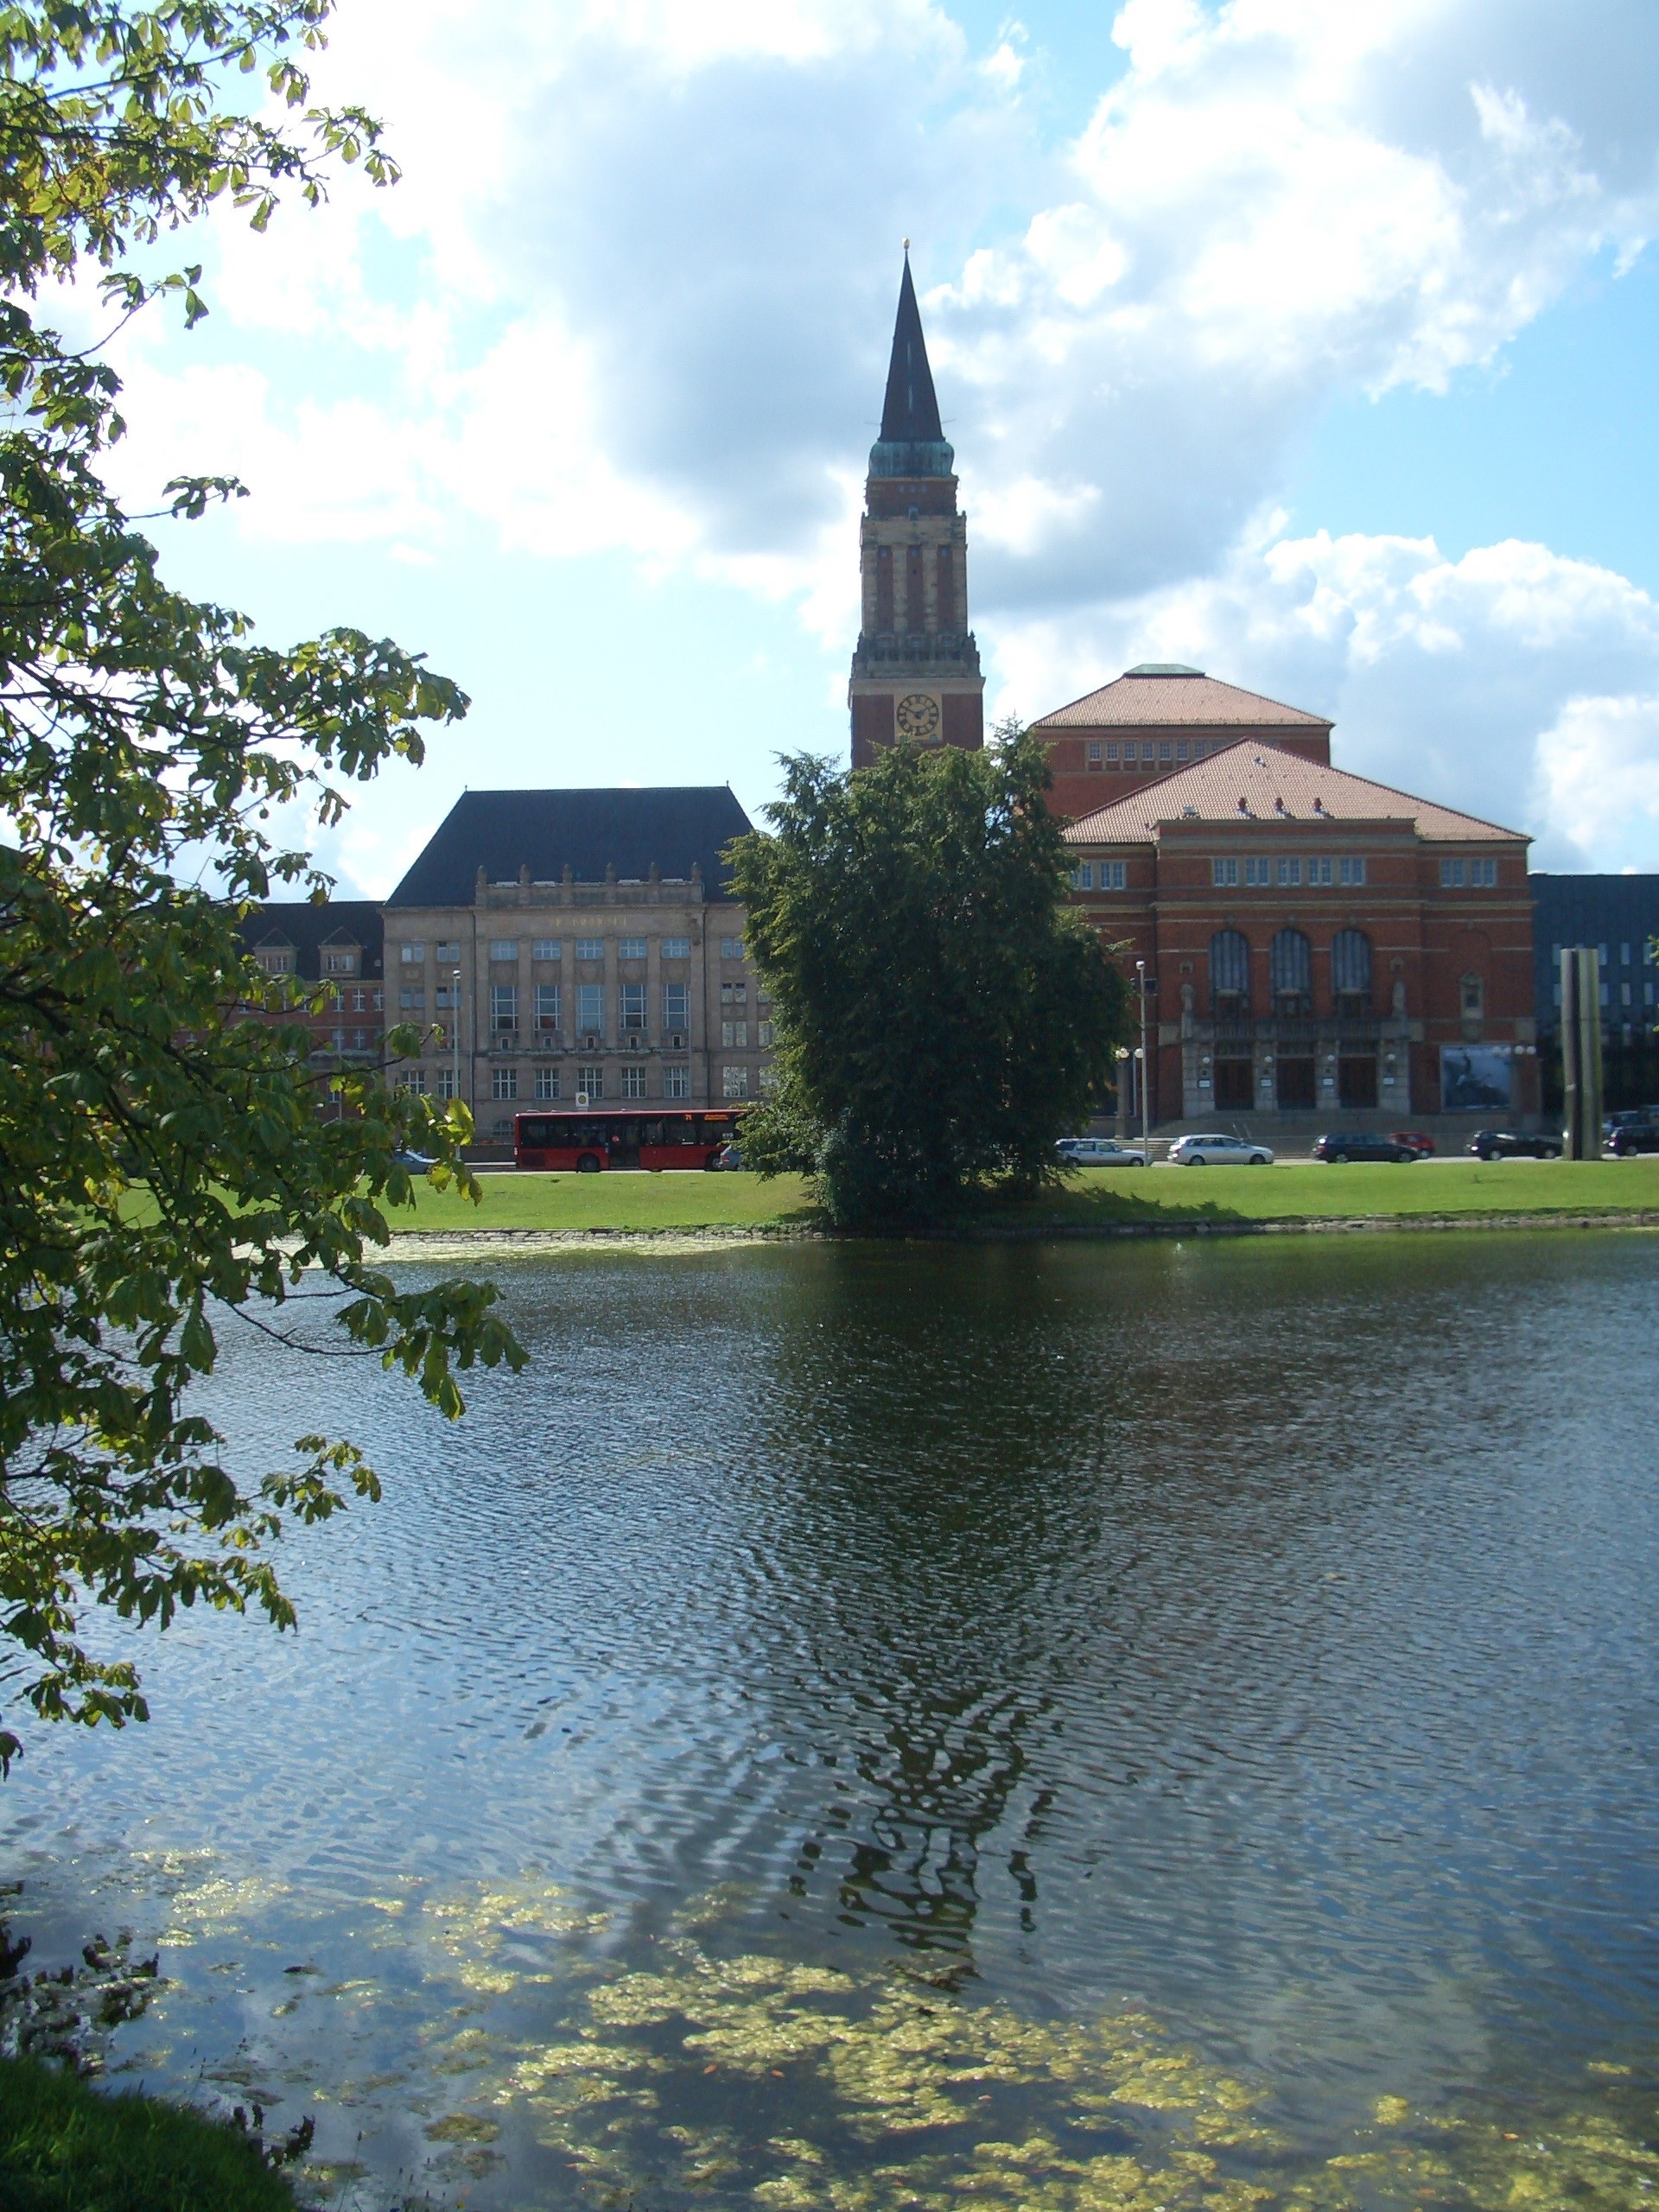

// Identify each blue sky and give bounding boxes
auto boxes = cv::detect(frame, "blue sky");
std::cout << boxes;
[87,0,1659,888]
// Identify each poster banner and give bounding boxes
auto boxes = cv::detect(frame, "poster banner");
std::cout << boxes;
[1440,1044,1512,1113]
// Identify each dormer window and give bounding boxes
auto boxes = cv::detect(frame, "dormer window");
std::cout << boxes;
[321,949,358,976]
[256,945,294,976]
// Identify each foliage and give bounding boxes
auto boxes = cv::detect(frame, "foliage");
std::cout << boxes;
[726,728,1128,1226]
[0,0,525,1768]
[0,2054,300,2212]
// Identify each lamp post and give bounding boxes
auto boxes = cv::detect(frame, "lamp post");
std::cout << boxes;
[1135,958,1152,1158]
[451,967,462,1110]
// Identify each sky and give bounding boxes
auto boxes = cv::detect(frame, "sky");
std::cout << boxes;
[75,0,1659,891]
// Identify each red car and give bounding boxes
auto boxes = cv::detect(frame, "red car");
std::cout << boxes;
[1388,1130,1436,1157]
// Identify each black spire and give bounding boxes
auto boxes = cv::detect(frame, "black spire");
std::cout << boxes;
[869,250,954,479]
[880,252,944,442]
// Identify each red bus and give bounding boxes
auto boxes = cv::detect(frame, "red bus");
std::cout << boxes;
[512,1108,747,1172]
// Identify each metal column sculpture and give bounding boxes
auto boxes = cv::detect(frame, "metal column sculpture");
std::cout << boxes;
[1560,946,1603,1160]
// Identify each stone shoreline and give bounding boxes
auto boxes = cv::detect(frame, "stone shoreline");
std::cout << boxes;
[373,1211,1659,1260]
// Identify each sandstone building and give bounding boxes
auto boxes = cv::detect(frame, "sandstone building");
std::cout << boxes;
[382,788,770,1148]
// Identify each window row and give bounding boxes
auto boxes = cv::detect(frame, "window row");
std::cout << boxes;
[1549,941,1656,967]
[474,1063,759,1103]
[1069,862,1128,891]
[1085,738,1224,768]
[400,936,704,965]
[1440,857,1498,887]
[1553,979,1657,1010]
[1211,855,1365,887]
[478,983,701,1033]
[1206,927,1375,1016]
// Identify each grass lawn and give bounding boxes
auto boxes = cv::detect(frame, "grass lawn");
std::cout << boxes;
[380,1156,1659,1236]
[0,2056,296,2212]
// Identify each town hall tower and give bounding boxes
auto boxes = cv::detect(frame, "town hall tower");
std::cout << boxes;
[849,253,984,766]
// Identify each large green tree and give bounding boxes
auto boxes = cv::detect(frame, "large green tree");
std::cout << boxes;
[0,1,524,1770]
[727,728,1128,1227]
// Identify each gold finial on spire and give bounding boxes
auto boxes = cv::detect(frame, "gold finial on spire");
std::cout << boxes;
[903,237,910,252]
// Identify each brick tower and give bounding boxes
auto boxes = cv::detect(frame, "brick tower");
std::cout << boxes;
[849,252,984,767]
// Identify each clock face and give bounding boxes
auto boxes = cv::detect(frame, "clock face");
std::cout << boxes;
[895,692,941,741]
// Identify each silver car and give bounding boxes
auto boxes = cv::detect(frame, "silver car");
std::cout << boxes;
[1056,1137,1148,1167]
[1166,1133,1274,1166]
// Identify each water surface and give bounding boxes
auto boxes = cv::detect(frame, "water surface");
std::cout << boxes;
[6,1231,1659,2207]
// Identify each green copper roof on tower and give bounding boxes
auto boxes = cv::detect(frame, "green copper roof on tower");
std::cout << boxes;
[869,251,955,480]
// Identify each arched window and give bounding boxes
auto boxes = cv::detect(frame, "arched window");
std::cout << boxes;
[1331,928,1372,1016]
[1209,930,1250,1014]
[1270,928,1313,1013]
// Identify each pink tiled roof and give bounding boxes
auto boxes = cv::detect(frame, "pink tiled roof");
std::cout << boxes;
[1033,669,1332,730]
[1062,741,1526,845]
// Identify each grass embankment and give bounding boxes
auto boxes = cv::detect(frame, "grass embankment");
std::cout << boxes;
[385,1157,1659,1236]
[0,2056,296,2212]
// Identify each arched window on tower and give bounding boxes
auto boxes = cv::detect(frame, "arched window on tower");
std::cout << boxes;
[1331,928,1372,1019]
[1209,929,1250,1017]
[874,545,894,632]
[1270,927,1313,1014]
[935,546,957,633]
[906,543,926,632]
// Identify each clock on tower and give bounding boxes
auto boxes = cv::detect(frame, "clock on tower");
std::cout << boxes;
[848,251,984,768]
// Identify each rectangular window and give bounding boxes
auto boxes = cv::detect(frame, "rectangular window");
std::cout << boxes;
[758,1020,774,1048]
[1307,856,1332,886]
[1552,982,1562,1007]
[399,943,425,964]
[576,1065,603,1100]
[1176,741,1189,761]
[576,938,605,962]
[435,940,459,963]
[661,937,690,960]
[321,950,356,975]
[351,988,367,1012]
[1338,856,1366,886]
[1086,741,1103,766]
[1158,741,1173,761]
[399,988,424,1012]
[1141,742,1154,762]
[577,982,604,1033]
[492,1067,518,1101]
[489,939,518,963]
[1244,858,1272,886]
[352,1030,369,1051]
[1069,864,1094,889]
[722,1020,749,1048]
[1102,861,1127,890]
[759,1065,779,1095]
[1621,942,1632,964]
[720,938,746,961]
[1276,858,1301,886]
[722,1065,750,1099]
[1211,858,1239,887]
[620,982,646,1030]
[664,1064,690,1099]
[491,983,517,1032]
[535,1066,559,1101]
[438,1069,459,1100]
[1440,858,1465,887]
[372,989,384,1012]
[536,982,561,1030]
[398,1070,428,1095]
[435,984,456,1010]
[531,938,560,961]
[664,982,690,1027]
[1622,981,1633,1007]
[1105,742,1119,763]
[721,981,747,1005]
[622,1065,646,1100]
[1471,858,1497,887]
[617,937,647,960]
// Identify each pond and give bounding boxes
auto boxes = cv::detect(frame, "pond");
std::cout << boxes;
[6,1230,1659,2209]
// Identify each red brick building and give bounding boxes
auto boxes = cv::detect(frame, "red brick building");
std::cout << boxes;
[234,902,385,1111]
[1063,742,1538,1128]
[848,254,985,766]
[1032,664,1332,823]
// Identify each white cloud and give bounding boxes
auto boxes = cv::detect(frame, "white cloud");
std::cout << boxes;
[990,521,1659,866]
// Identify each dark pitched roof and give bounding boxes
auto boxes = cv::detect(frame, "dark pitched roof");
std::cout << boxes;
[386,787,754,909]
[880,254,944,443]
[235,899,384,979]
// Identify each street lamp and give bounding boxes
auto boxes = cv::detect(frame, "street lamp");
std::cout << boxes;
[1135,958,1152,1159]
[451,967,462,1109]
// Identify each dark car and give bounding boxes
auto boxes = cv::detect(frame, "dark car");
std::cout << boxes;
[1468,1129,1562,1160]
[1610,1123,1659,1156]
[1388,1129,1436,1156]
[1312,1133,1419,1163]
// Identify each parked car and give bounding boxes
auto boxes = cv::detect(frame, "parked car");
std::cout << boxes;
[1167,1133,1274,1166]
[391,1148,438,1170]
[1610,1122,1659,1156]
[1388,1129,1436,1156]
[1468,1129,1562,1160]
[1312,1134,1420,1163]
[1056,1136,1148,1166]
[711,1142,747,1171]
